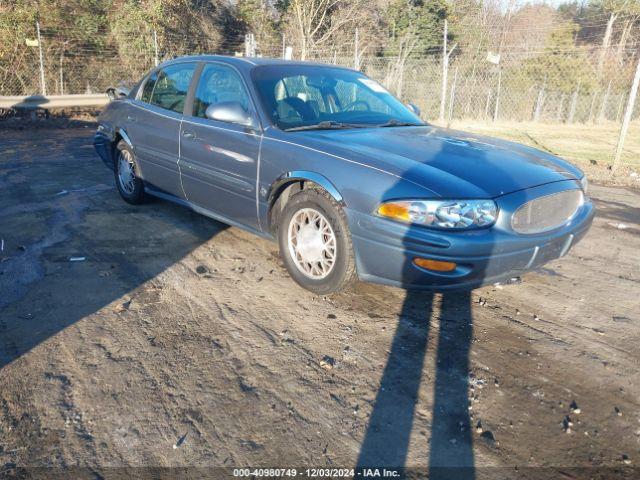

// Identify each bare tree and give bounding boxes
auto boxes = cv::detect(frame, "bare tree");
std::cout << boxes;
[597,0,640,74]
[615,5,640,64]
[285,0,360,60]
[383,30,419,96]
[598,10,617,75]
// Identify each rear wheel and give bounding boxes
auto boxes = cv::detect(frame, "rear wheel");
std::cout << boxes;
[114,140,145,204]
[278,188,356,294]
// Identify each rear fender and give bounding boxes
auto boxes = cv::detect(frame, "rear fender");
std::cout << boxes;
[94,125,133,171]
[116,128,133,149]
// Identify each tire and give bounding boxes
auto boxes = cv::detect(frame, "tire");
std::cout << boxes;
[114,140,145,204]
[277,187,356,294]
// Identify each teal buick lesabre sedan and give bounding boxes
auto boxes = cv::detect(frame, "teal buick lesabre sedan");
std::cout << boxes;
[95,56,594,294]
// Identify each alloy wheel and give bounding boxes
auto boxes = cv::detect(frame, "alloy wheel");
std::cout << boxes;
[117,149,136,195]
[287,207,337,279]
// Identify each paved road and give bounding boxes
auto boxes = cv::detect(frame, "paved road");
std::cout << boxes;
[1,126,638,479]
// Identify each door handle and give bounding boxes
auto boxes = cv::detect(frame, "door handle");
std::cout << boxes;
[127,115,137,122]
[182,130,196,139]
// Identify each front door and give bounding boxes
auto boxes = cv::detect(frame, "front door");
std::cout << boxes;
[179,62,261,230]
[127,62,197,197]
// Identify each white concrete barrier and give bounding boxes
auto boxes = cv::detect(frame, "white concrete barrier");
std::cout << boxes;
[0,94,109,109]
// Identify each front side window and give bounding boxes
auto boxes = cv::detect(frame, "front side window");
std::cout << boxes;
[145,63,196,113]
[193,63,252,119]
[252,65,423,130]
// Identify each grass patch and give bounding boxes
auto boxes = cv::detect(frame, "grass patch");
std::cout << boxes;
[446,120,640,168]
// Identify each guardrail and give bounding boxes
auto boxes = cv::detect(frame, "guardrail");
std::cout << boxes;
[0,94,109,109]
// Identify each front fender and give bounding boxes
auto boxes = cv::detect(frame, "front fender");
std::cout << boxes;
[257,132,437,234]
[268,170,344,205]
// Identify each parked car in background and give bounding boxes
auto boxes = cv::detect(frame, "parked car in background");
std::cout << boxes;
[95,55,594,294]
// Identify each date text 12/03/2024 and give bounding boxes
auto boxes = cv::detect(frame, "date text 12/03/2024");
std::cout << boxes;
[232,468,401,478]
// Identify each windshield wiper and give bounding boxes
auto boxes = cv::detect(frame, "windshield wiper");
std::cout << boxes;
[284,121,368,132]
[378,119,425,128]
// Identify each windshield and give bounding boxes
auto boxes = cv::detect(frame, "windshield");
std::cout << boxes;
[251,65,424,131]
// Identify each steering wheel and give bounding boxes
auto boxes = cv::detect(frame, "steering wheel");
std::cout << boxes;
[168,98,183,111]
[343,100,371,112]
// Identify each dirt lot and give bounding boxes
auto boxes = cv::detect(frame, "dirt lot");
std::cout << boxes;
[0,125,639,479]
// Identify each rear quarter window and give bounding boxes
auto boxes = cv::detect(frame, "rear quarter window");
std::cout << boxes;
[140,72,157,103]
[141,63,196,113]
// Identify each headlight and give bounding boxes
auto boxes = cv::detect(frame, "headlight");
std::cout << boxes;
[377,199,498,229]
[580,175,588,194]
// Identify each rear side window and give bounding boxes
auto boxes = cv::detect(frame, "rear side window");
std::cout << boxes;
[144,63,196,113]
[193,63,251,119]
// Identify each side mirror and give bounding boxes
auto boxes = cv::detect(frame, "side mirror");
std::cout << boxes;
[205,101,254,127]
[106,87,129,102]
[407,102,421,117]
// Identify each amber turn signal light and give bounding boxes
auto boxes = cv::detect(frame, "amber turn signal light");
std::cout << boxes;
[413,257,457,272]
[377,202,410,221]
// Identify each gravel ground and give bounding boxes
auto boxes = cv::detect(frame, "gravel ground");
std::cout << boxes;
[0,125,639,479]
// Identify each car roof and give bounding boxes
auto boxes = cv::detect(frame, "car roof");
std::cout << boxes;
[160,54,356,72]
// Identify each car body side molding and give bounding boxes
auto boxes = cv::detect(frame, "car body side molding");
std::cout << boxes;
[145,186,272,239]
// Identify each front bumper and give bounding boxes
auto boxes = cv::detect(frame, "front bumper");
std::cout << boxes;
[347,181,595,291]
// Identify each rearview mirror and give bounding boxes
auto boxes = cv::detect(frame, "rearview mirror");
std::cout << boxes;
[305,76,337,90]
[205,102,254,127]
[407,102,421,117]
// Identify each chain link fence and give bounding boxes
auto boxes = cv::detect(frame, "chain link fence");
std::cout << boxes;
[0,29,238,96]
[1,25,639,166]
[345,54,640,126]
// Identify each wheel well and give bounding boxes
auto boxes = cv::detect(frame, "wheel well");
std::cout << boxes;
[111,132,123,166]
[268,180,327,234]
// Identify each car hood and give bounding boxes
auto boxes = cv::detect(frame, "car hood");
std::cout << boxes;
[300,125,583,198]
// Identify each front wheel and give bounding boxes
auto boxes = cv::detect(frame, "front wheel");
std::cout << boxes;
[278,188,356,294]
[114,140,145,204]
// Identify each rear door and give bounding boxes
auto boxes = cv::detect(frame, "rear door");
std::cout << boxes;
[179,62,262,229]
[127,62,197,197]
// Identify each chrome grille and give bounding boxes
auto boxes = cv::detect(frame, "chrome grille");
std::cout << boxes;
[512,189,584,234]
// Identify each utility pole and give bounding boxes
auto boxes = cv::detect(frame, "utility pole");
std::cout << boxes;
[568,82,580,124]
[59,49,65,95]
[153,30,159,66]
[282,33,286,59]
[354,28,360,70]
[598,79,612,124]
[448,66,458,125]
[439,19,448,123]
[245,33,256,57]
[36,21,46,96]
[534,78,547,122]
[493,68,502,122]
[613,55,640,170]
